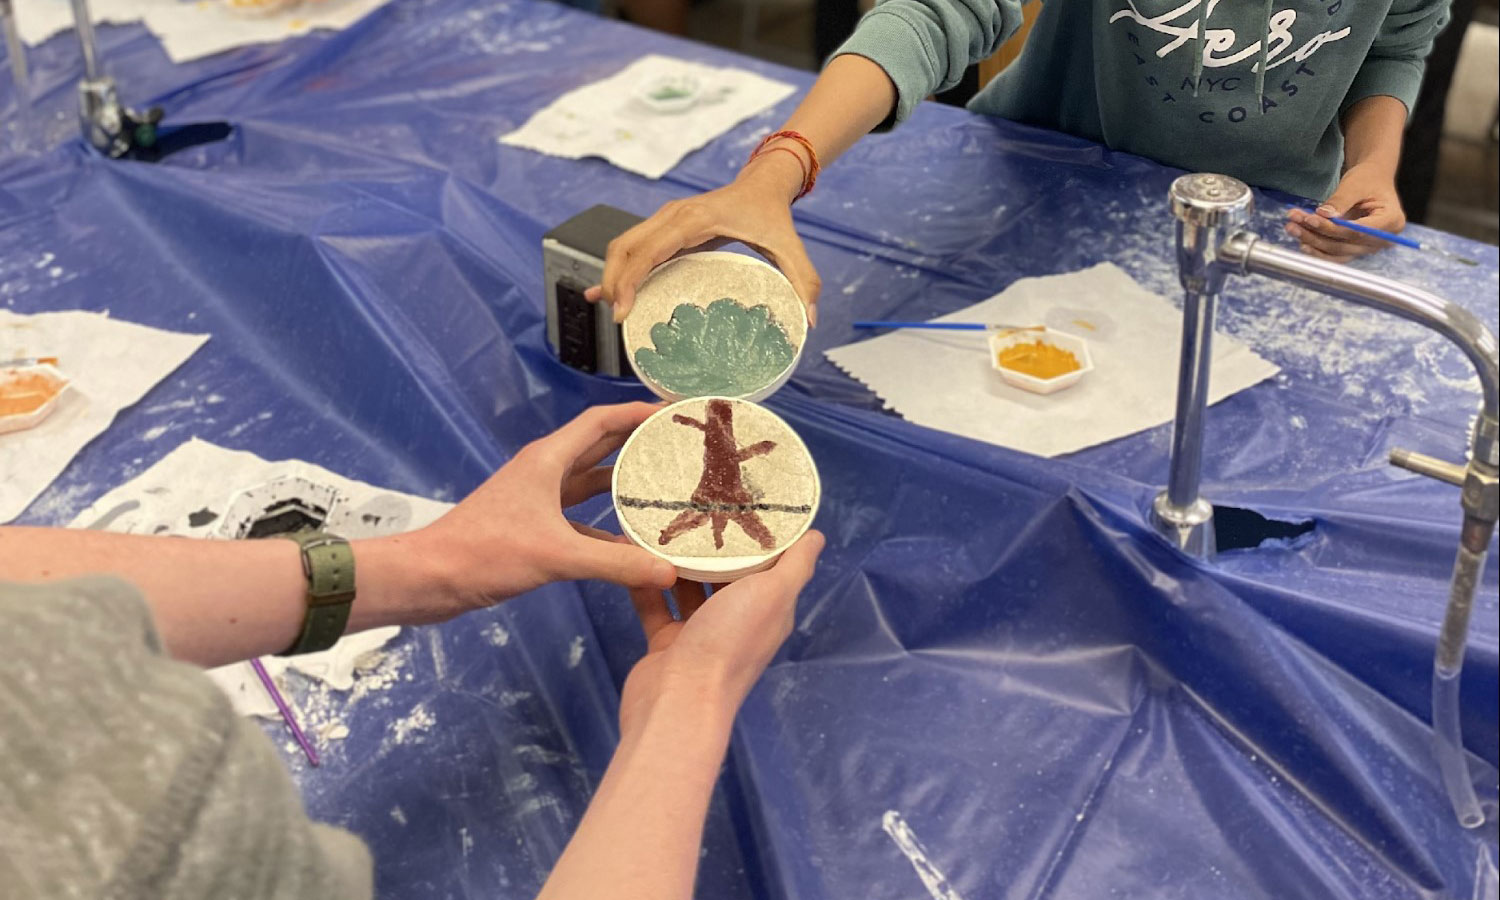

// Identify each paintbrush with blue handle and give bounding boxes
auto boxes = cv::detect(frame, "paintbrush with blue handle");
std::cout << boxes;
[852,321,1043,333]
[1299,207,1479,266]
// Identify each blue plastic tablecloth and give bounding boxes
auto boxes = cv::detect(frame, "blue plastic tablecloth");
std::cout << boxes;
[3,2,1497,897]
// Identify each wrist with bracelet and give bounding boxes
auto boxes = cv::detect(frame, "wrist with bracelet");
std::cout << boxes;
[746,130,821,203]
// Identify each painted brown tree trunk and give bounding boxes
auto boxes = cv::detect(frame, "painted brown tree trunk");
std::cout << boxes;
[658,399,778,551]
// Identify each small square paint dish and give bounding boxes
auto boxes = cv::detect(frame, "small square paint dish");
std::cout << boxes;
[613,396,820,583]
[624,251,808,403]
[989,328,1092,395]
[0,363,71,435]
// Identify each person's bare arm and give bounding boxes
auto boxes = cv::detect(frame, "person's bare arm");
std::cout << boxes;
[0,527,423,666]
[1285,94,1409,262]
[0,403,676,668]
[1341,94,1407,179]
[535,681,733,900]
[770,54,902,193]
[594,56,897,324]
[537,533,824,900]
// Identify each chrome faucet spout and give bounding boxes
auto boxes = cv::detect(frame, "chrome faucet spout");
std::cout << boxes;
[1218,232,1499,459]
[1157,173,1499,828]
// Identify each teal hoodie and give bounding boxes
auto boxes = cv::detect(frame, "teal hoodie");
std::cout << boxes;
[836,0,1451,200]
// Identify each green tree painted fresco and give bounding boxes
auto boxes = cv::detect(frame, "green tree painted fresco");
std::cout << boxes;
[635,299,796,397]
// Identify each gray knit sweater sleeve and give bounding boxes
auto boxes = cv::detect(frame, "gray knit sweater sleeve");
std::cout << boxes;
[0,577,373,900]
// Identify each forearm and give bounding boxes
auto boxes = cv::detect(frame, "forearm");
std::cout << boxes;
[537,685,736,900]
[741,55,898,202]
[1341,95,1407,178]
[782,55,898,169]
[0,527,450,667]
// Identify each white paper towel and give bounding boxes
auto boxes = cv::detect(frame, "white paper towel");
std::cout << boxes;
[0,310,208,522]
[144,0,393,64]
[16,0,391,63]
[825,263,1280,458]
[500,54,796,179]
[14,0,143,46]
[67,437,454,720]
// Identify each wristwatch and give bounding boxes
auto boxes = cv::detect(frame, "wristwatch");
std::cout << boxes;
[277,531,356,656]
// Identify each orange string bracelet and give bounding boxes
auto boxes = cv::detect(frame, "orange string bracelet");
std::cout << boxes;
[749,130,821,200]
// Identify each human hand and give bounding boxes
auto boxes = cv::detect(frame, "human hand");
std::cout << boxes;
[617,531,825,738]
[587,151,823,326]
[402,402,677,622]
[1284,164,1407,263]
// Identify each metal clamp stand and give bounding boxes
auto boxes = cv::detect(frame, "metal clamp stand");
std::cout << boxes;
[70,0,161,157]
[1151,173,1499,828]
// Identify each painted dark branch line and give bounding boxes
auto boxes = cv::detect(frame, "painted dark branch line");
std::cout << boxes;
[619,497,812,514]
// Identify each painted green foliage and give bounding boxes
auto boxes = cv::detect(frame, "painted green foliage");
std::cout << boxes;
[635,299,796,396]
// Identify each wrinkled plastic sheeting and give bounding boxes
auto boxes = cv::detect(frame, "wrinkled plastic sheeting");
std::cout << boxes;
[1,2,1497,897]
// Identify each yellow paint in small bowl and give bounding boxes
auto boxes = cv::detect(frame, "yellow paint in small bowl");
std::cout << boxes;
[0,364,71,434]
[989,328,1093,395]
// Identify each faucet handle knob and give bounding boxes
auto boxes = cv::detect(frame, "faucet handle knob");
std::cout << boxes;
[1170,174,1254,229]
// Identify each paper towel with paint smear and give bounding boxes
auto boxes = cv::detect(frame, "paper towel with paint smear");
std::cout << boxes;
[825,263,1280,459]
[0,310,208,523]
[500,55,795,179]
[67,437,454,725]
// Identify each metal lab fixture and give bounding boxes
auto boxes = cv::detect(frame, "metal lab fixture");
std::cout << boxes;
[70,0,160,157]
[1153,173,1500,829]
[2,0,26,105]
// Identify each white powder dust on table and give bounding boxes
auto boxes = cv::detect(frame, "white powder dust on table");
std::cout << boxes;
[388,702,437,745]
[482,622,512,647]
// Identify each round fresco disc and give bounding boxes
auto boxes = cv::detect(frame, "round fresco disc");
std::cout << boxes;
[612,396,820,582]
[623,251,808,403]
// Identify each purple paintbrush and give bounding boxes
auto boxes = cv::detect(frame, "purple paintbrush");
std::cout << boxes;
[250,657,320,767]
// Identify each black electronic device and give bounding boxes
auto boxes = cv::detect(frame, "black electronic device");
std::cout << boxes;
[543,205,644,376]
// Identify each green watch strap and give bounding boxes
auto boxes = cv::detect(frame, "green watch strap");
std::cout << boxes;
[277,531,356,657]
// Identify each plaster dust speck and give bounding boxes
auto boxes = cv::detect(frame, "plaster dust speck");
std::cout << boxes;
[613,397,819,562]
[388,702,437,745]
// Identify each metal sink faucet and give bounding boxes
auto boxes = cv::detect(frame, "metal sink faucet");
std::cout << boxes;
[1152,173,1498,828]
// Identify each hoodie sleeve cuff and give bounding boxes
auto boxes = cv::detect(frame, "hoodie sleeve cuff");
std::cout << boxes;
[1343,56,1426,119]
[833,11,942,132]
